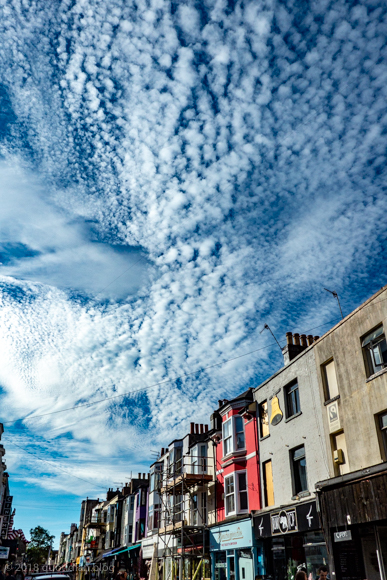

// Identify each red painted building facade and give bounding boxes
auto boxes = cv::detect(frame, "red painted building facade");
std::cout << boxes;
[210,389,264,580]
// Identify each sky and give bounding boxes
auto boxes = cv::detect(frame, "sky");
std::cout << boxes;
[0,0,387,546]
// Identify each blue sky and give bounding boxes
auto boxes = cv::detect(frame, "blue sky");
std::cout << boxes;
[0,0,387,546]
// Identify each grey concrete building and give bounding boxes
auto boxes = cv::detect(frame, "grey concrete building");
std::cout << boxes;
[313,285,387,580]
[252,284,387,580]
[253,333,330,580]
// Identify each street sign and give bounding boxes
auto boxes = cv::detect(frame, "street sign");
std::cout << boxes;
[334,530,352,542]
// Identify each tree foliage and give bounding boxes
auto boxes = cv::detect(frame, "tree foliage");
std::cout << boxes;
[27,526,55,565]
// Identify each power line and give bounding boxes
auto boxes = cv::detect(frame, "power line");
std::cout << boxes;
[2,316,343,428]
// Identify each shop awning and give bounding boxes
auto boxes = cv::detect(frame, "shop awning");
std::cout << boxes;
[103,544,141,558]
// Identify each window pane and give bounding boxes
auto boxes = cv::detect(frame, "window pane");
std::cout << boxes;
[238,472,246,491]
[324,360,339,399]
[293,446,305,461]
[223,420,231,438]
[362,326,384,347]
[235,416,245,449]
[286,382,300,417]
[381,413,387,430]
[372,344,382,366]
[239,491,248,511]
[225,477,234,495]
[226,494,235,514]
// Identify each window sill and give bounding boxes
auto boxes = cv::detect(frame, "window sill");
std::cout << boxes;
[366,366,387,382]
[260,434,270,442]
[285,411,302,423]
[291,490,311,500]
[221,449,247,462]
[324,394,340,406]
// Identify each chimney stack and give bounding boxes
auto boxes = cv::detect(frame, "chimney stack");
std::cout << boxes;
[190,422,195,434]
[282,331,311,365]
[161,447,165,456]
[307,335,314,346]
[138,473,141,479]
[314,336,320,342]
[286,332,293,345]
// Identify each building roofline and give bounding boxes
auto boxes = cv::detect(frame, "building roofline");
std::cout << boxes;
[254,284,387,394]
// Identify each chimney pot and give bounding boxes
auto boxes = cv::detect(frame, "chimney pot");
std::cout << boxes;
[190,422,195,434]
[200,424,204,434]
[218,400,223,407]
[205,424,208,432]
[286,332,293,345]
[293,333,300,346]
[300,334,307,347]
[138,473,141,479]
[161,447,165,456]
[195,424,199,434]
[307,335,314,346]
[314,336,320,342]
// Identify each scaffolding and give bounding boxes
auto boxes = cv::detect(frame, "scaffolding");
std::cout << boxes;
[155,453,215,580]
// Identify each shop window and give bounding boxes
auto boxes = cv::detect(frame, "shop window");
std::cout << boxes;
[362,325,387,377]
[259,400,269,438]
[285,380,301,418]
[291,445,308,495]
[224,474,235,516]
[263,460,274,507]
[322,359,339,400]
[222,416,246,457]
[377,411,387,461]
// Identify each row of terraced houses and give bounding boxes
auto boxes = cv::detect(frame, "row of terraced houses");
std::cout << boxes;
[57,286,387,580]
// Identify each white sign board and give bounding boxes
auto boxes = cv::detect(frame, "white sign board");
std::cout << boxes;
[0,547,10,559]
[327,400,341,433]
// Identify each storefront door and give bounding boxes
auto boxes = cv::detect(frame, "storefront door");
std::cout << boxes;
[238,551,253,580]
[227,555,235,580]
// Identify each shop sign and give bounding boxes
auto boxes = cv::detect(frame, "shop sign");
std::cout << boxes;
[0,547,10,559]
[271,509,298,535]
[334,530,352,542]
[210,519,253,551]
[327,400,341,434]
[254,501,319,539]
[1,496,13,539]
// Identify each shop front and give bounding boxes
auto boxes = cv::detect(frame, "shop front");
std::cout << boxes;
[316,463,387,580]
[253,499,328,580]
[210,518,264,580]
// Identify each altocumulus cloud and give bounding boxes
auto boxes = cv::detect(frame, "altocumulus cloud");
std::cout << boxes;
[0,0,386,501]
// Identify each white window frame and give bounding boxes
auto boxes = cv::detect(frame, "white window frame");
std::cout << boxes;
[222,416,246,457]
[224,470,249,516]
[224,473,236,516]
